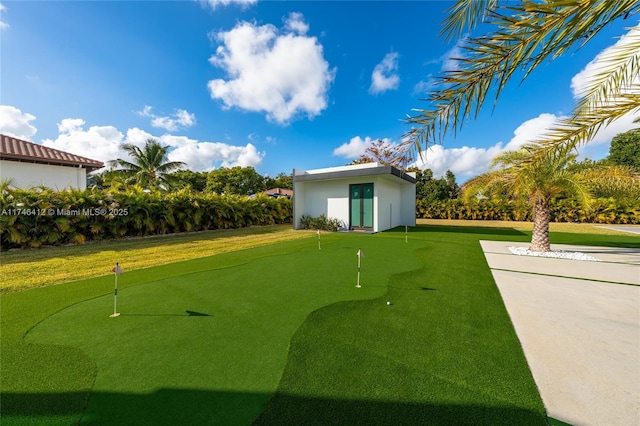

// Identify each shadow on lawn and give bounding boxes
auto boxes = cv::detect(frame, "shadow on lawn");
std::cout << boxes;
[3,389,545,426]
[410,225,527,237]
[121,310,212,317]
[0,225,289,265]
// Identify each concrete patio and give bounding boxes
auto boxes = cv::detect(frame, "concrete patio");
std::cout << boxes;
[480,240,639,426]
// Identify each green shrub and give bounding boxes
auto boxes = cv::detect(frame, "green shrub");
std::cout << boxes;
[0,187,292,249]
[298,214,344,232]
[416,197,639,224]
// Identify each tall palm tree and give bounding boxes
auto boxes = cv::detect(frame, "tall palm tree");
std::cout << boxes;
[462,143,638,252]
[407,0,639,157]
[108,139,186,189]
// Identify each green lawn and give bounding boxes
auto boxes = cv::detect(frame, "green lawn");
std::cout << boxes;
[2,224,637,425]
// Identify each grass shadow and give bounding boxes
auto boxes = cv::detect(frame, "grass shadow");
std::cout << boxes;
[2,389,546,426]
[0,225,292,266]
[420,225,528,237]
[120,310,212,317]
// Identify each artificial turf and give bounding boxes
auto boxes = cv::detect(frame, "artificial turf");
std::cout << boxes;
[3,225,638,425]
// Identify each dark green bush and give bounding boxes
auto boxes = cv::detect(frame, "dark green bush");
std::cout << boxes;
[1,187,292,249]
[416,198,639,224]
[298,214,344,232]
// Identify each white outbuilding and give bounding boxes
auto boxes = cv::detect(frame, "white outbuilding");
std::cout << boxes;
[293,163,416,232]
[0,134,104,190]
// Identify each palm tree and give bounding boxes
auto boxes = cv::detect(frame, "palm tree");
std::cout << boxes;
[406,0,639,157]
[108,139,186,189]
[462,143,639,252]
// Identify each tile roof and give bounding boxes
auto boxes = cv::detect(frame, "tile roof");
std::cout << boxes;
[263,187,293,197]
[0,134,104,171]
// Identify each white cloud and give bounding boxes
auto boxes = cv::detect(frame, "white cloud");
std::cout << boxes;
[413,76,435,96]
[207,15,335,125]
[333,136,373,158]
[568,24,640,149]
[43,119,125,165]
[38,116,263,172]
[137,105,196,132]
[414,144,503,181]
[333,136,397,160]
[412,113,570,181]
[571,25,640,100]
[414,37,466,94]
[163,135,263,170]
[413,109,639,183]
[0,3,9,30]
[413,27,640,182]
[503,113,564,151]
[369,52,400,94]
[440,39,466,72]
[0,105,37,139]
[284,12,309,35]
[199,0,257,9]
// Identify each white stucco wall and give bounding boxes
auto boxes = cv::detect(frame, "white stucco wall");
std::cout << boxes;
[400,178,417,227]
[294,179,351,229]
[293,172,416,232]
[0,160,88,190]
[376,177,401,231]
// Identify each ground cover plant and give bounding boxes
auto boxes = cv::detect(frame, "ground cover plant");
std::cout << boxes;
[2,223,638,425]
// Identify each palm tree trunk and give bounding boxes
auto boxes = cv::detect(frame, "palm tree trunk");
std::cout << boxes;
[530,197,551,252]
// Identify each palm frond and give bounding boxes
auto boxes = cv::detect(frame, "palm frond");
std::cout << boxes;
[575,24,640,113]
[407,0,639,151]
[537,90,640,154]
[441,0,500,41]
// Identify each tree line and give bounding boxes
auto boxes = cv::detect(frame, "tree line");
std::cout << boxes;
[90,139,293,196]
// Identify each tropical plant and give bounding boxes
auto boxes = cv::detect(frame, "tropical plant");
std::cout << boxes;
[298,214,344,231]
[608,128,640,170]
[108,138,186,189]
[206,166,265,196]
[462,143,639,251]
[0,186,293,250]
[406,0,639,159]
[264,172,293,190]
[349,139,413,169]
[410,167,459,202]
[169,170,209,192]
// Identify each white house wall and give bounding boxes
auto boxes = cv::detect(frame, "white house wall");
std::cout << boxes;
[294,179,351,229]
[0,160,88,190]
[401,180,417,227]
[375,177,402,231]
[293,165,416,232]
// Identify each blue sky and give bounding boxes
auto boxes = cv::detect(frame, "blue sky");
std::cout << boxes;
[1,1,638,183]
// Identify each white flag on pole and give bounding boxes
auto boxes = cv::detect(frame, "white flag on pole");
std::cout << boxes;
[110,263,123,318]
[356,248,364,258]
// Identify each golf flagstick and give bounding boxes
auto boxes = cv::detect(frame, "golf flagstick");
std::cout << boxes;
[405,225,408,243]
[356,248,363,288]
[110,263,123,317]
[317,229,321,250]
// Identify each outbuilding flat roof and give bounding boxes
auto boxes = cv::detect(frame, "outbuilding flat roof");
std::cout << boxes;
[293,163,416,184]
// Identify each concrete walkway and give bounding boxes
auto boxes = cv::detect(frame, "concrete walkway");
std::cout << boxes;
[480,241,640,426]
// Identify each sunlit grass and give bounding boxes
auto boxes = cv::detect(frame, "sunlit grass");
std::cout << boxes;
[4,228,547,425]
[417,219,635,235]
[0,225,312,294]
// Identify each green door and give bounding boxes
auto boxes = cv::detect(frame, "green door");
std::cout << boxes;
[350,183,373,229]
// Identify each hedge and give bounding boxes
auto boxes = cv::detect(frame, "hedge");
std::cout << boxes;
[416,198,640,224]
[1,187,292,249]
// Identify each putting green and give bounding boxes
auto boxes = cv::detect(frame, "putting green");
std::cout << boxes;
[24,233,424,424]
